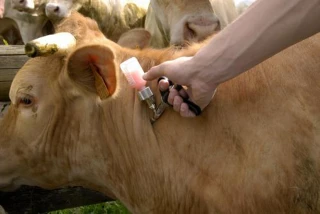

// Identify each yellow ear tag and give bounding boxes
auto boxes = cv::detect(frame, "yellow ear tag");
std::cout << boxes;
[91,64,110,100]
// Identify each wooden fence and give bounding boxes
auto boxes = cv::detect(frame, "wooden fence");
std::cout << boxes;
[0,46,28,101]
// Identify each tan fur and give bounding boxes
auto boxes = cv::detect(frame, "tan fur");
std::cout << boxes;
[117,28,151,49]
[0,13,320,214]
[48,0,147,42]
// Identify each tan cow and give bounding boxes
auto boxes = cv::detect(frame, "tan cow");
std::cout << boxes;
[0,12,320,214]
[145,0,239,48]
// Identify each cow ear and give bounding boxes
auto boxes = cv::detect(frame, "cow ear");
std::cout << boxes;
[67,44,117,99]
[117,28,151,49]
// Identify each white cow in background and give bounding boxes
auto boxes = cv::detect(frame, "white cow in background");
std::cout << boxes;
[11,0,36,12]
[44,0,148,42]
[7,0,256,47]
[0,0,52,44]
[7,0,148,43]
[145,0,239,48]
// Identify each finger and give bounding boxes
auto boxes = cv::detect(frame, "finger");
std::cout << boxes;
[143,65,166,81]
[177,87,189,99]
[173,95,184,112]
[180,103,196,117]
[158,79,170,91]
[168,88,180,105]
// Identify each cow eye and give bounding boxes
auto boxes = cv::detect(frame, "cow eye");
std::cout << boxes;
[19,97,33,106]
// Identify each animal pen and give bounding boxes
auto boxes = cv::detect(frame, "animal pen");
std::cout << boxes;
[0,45,112,213]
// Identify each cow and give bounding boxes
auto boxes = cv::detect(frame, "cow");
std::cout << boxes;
[0,0,53,44]
[45,0,148,42]
[0,12,320,214]
[145,0,239,48]
[7,0,148,44]
[11,0,36,12]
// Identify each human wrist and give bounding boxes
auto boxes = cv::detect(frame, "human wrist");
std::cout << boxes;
[190,37,238,89]
[188,53,222,93]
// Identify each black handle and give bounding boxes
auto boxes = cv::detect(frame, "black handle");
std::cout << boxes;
[157,77,202,116]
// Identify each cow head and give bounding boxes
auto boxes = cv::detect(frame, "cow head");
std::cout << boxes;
[145,0,238,48]
[11,0,35,12]
[46,0,82,21]
[0,33,124,193]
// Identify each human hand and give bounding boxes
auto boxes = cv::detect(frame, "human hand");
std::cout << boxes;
[143,56,217,117]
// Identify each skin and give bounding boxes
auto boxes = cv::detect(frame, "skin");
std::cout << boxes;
[0,0,4,18]
[143,0,320,117]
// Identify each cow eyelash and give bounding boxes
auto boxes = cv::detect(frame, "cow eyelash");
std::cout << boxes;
[18,96,34,106]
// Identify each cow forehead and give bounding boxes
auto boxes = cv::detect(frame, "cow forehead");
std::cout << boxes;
[22,56,64,77]
[10,56,65,99]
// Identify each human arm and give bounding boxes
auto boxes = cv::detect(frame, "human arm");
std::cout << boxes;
[143,0,320,117]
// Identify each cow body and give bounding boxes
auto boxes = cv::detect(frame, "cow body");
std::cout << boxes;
[145,0,238,48]
[0,13,320,213]
[45,0,148,42]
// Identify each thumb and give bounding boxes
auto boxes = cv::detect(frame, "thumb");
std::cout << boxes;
[143,64,166,81]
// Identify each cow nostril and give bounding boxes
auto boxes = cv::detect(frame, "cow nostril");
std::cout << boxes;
[185,23,196,39]
[19,0,24,4]
[54,6,60,13]
[184,16,219,41]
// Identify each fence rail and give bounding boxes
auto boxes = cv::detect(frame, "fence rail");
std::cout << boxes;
[0,45,28,101]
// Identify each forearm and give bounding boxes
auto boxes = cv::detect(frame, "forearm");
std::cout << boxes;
[193,0,320,85]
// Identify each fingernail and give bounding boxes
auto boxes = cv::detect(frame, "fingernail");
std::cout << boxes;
[159,84,166,91]
[181,104,187,113]
[142,73,147,80]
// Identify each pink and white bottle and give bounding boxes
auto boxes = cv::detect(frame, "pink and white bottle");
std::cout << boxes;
[120,57,156,110]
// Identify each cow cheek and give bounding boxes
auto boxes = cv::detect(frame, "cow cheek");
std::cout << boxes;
[14,104,51,141]
[0,140,25,190]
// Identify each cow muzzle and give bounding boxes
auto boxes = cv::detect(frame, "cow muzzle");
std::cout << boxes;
[170,15,219,46]
[185,15,219,40]
[45,3,70,20]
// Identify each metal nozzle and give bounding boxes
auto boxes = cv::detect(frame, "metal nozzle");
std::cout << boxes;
[138,87,156,111]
